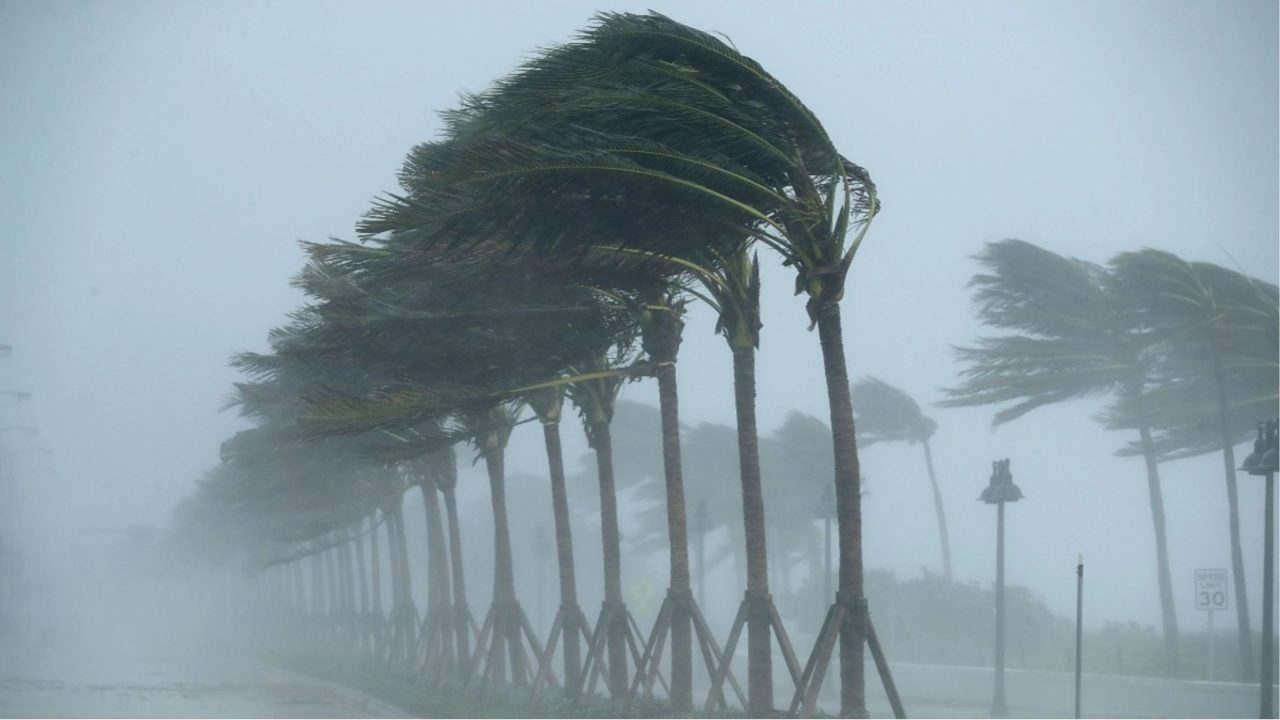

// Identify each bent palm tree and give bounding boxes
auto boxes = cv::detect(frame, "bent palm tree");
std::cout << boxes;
[852,377,951,582]
[1108,249,1279,680]
[940,239,1180,677]
[362,15,879,710]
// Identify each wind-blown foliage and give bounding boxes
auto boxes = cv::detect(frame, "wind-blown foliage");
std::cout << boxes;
[1102,248,1278,681]
[941,239,1182,676]
[852,377,951,581]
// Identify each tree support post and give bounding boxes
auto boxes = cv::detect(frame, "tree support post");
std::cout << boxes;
[788,596,904,719]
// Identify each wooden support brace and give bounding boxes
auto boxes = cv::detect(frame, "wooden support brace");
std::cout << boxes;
[702,599,749,714]
[769,600,804,688]
[690,600,747,710]
[866,614,906,719]
[623,598,672,714]
[530,610,565,702]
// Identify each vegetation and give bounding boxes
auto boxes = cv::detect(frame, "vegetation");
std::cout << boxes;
[942,239,1278,680]
[851,378,951,582]
[166,9,1276,719]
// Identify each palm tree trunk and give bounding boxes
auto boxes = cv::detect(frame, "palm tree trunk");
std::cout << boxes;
[731,345,773,716]
[441,484,471,668]
[325,536,340,624]
[293,560,306,616]
[422,479,453,665]
[814,300,867,718]
[1137,420,1181,677]
[1124,377,1181,678]
[354,521,370,653]
[483,442,522,684]
[1210,345,1255,682]
[656,360,694,712]
[339,528,356,642]
[391,501,416,666]
[370,511,383,625]
[393,504,414,610]
[921,440,953,583]
[310,553,324,619]
[590,420,629,697]
[419,485,442,616]
[541,420,582,693]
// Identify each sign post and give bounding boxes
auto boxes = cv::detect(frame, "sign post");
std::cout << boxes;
[1195,569,1229,680]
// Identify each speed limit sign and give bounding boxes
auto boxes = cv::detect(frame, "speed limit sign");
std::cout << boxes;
[1195,569,1229,610]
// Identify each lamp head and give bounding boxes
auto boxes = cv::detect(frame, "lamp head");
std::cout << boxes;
[979,458,1023,504]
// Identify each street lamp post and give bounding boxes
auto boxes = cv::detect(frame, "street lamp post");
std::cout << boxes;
[981,458,1023,719]
[814,484,836,603]
[1240,418,1278,719]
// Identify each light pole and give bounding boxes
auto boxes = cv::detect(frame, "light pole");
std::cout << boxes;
[1240,418,1278,719]
[981,458,1023,719]
[814,484,836,603]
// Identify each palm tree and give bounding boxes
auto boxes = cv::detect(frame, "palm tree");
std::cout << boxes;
[852,377,951,582]
[460,402,539,688]
[360,14,881,711]
[524,385,589,697]
[634,289,698,712]
[429,445,474,671]
[414,450,456,676]
[940,239,1181,676]
[1108,249,1280,680]
[566,347,636,699]
[760,412,834,605]
[288,237,679,694]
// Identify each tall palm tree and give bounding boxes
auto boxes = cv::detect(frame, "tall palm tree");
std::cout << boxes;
[1108,249,1280,680]
[429,445,474,670]
[852,377,951,582]
[461,402,533,687]
[415,451,456,675]
[361,14,880,711]
[940,239,1180,676]
[525,385,588,696]
[566,347,634,698]
[635,289,697,712]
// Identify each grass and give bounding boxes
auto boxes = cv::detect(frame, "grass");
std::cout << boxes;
[257,635,737,719]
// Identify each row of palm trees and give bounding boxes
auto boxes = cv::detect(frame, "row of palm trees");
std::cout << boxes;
[175,11,883,718]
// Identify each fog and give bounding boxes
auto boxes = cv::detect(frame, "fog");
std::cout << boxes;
[1,1,1276,717]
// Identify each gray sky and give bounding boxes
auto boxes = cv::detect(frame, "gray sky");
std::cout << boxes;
[1,0,1275,629]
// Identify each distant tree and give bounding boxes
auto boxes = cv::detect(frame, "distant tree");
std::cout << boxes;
[851,377,951,582]
[1105,249,1279,681]
[760,412,832,592]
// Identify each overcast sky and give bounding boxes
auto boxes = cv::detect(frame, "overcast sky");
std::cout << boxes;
[1,0,1275,629]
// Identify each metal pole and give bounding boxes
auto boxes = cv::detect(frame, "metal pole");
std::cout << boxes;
[1262,470,1274,719]
[993,501,1009,718]
[1208,609,1215,681]
[1075,554,1083,719]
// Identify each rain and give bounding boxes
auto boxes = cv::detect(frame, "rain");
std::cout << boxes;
[0,1,1276,718]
